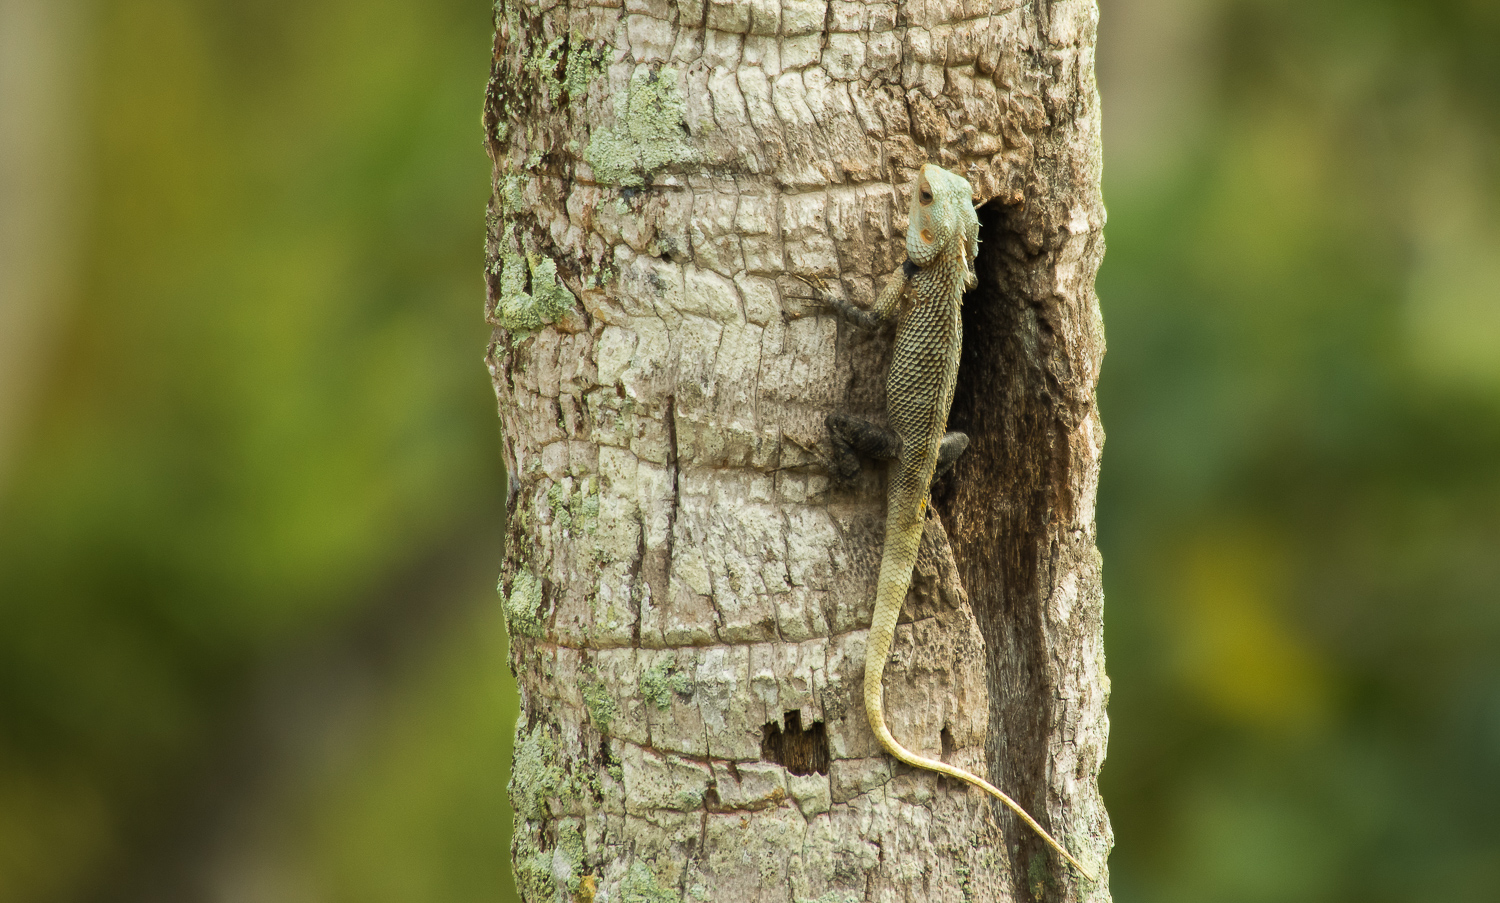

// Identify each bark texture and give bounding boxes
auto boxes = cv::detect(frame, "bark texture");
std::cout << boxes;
[484,1,1109,900]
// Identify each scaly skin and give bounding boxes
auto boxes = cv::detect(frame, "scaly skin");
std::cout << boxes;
[825,164,1094,881]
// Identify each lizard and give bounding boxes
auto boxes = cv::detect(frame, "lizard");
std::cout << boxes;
[815,164,1096,881]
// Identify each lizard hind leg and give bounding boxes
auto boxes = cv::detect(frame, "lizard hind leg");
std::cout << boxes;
[825,412,901,486]
[932,431,969,483]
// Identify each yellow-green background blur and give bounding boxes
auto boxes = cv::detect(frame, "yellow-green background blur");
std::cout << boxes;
[2,0,1497,900]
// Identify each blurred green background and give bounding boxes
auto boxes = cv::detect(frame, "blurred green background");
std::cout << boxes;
[1,0,1497,900]
[0,0,515,899]
[1098,0,1500,900]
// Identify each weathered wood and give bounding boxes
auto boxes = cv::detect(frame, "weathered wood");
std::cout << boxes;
[484,1,1109,900]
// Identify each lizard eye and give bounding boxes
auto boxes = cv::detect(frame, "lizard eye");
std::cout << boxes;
[919,188,933,204]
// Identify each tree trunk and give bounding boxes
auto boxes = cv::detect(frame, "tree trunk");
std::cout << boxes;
[484,1,1109,901]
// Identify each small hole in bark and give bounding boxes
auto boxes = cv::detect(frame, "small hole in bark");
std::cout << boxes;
[760,710,829,776]
[940,725,956,759]
[596,738,619,770]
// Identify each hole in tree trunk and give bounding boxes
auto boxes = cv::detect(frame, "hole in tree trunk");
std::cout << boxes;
[934,198,1074,869]
[760,710,829,776]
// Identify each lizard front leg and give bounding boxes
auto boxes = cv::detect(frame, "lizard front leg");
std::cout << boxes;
[819,260,929,486]
[796,263,914,331]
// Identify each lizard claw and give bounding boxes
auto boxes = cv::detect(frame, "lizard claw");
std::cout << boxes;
[790,272,832,296]
[790,274,878,329]
[776,432,829,472]
[771,432,839,503]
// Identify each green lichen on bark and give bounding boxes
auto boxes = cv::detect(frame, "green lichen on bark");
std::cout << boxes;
[498,172,525,214]
[513,847,554,903]
[576,492,599,532]
[494,252,578,333]
[562,37,608,101]
[640,659,693,711]
[584,65,695,187]
[525,33,608,107]
[504,568,545,638]
[580,667,616,735]
[490,171,575,333]
[513,814,592,903]
[510,722,567,820]
[526,36,567,104]
[548,478,601,536]
[556,819,587,895]
[621,861,677,903]
[547,482,572,531]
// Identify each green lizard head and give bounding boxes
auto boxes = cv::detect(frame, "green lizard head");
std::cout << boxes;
[904,164,980,279]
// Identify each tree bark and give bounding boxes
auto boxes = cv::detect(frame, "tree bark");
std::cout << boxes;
[484,1,1109,900]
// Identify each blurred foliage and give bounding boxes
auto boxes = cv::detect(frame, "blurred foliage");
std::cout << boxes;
[0,0,515,900]
[1098,0,1500,901]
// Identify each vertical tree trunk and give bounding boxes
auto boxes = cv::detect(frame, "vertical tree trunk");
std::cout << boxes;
[484,1,1109,900]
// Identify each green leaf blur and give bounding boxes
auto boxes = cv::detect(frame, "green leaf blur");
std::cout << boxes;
[0,0,516,900]
[1099,0,1500,900]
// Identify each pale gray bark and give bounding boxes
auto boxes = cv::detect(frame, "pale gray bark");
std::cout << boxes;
[484,1,1109,900]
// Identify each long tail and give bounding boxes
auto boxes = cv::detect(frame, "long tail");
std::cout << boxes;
[864,503,1097,882]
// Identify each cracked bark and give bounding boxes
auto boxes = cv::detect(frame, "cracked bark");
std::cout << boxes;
[485,1,1110,901]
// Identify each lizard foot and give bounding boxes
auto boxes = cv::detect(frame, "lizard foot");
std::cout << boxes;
[826,412,900,488]
[931,431,970,484]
